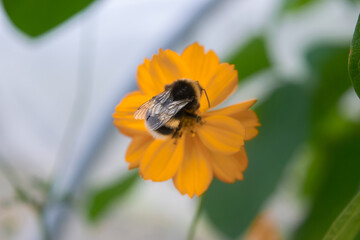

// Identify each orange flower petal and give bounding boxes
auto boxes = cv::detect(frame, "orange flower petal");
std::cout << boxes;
[137,58,164,96]
[125,135,153,169]
[245,126,259,140]
[210,147,248,183]
[197,115,245,154]
[240,110,260,140]
[137,49,190,97]
[207,99,256,115]
[237,147,249,171]
[206,99,260,140]
[113,91,149,137]
[156,49,190,83]
[199,63,238,112]
[173,134,213,198]
[140,137,185,182]
[181,42,220,84]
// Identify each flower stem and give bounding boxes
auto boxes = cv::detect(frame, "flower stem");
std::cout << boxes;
[187,196,204,240]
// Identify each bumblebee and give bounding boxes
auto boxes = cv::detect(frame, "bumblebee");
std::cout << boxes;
[134,79,210,139]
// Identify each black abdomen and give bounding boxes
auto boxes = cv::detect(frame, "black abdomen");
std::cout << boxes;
[155,125,175,135]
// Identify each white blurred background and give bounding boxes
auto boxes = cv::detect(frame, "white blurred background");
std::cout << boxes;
[0,0,358,239]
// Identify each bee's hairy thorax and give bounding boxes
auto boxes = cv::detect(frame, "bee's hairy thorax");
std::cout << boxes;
[168,79,201,112]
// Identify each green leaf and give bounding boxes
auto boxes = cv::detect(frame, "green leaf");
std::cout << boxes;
[294,44,360,240]
[323,191,360,240]
[203,83,309,239]
[308,45,351,134]
[283,0,319,12]
[294,126,360,240]
[301,44,351,198]
[1,0,96,37]
[349,14,360,99]
[87,171,138,222]
[228,36,271,81]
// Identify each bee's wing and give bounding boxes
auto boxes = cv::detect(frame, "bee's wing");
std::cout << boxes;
[133,90,171,120]
[134,100,153,120]
[147,99,192,130]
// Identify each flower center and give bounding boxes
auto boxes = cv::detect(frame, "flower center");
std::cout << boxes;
[172,113,204,141]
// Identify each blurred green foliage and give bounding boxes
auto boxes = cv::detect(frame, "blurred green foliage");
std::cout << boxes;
[282,0,319,12]
[1,0,95,37]
[293,44,360,240]
[204,33,359,240]
[348,0,360,5]
[302,44,351,198]
[203,83,310,239]
[349,14,360,99]
[228,36,271,82]
[307,45,351,128]
[295,125,360,240]
[87,171,138,223]
[323,191,360,240]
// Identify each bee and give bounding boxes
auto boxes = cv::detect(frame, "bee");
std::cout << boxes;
[134,79,210,139]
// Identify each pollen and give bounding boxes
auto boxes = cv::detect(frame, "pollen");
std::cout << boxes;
[172,115,202,141]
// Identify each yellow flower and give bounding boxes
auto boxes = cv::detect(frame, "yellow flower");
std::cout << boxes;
[113,43,260,197]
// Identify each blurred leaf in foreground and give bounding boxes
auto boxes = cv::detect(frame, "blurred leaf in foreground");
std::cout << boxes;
[295,124,360,240]
[307,44,351,136]
[87,171,138,223]
[323,191,360,240]
[349,14,360,99]
[228,36,271,82]
[203,83,309,239]
[1,0,95,37]
[282,0,319,12]
[348,0,358,4]
[301,44,351,198]
[294,43,360,240]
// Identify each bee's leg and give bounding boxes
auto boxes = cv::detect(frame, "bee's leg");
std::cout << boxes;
[196,116,203,124]
[184,112,204,125]
[172,126,183,144]
[184,111,201,121]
